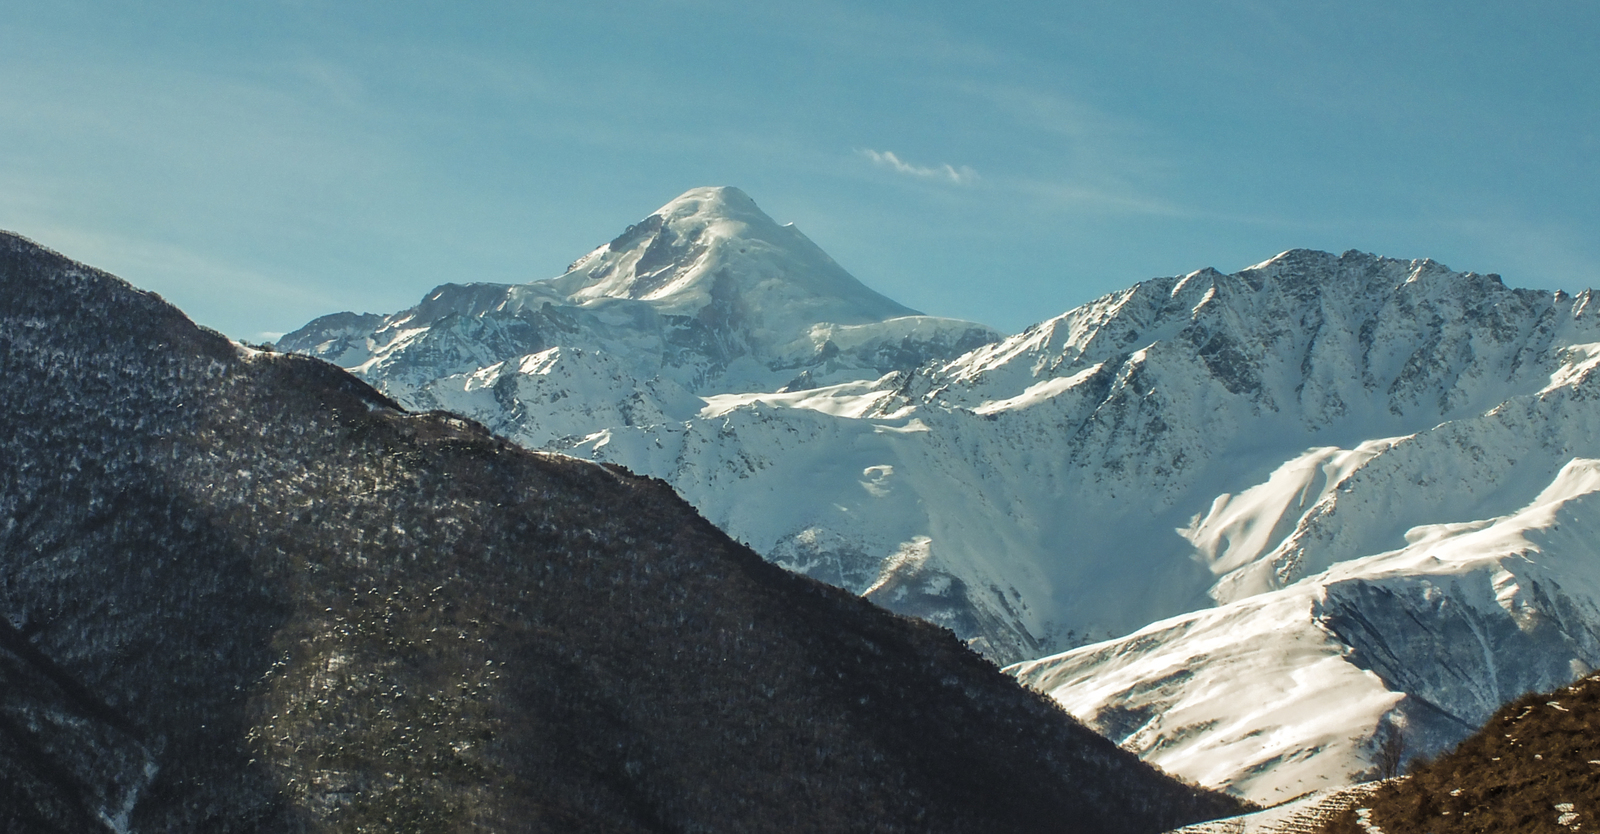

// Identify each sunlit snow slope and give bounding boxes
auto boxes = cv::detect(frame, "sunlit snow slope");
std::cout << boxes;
[1014,457,1600,804]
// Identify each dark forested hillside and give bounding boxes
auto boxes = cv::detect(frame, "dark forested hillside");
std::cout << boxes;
[1322,673,1600,834]
[0,230,1247,832]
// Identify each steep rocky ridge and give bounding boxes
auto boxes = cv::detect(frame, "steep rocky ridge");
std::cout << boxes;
[0,231,1244,831]
[988,251,1600,801]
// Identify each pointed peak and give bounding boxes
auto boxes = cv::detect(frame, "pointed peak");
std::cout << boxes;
[655,186,761,217]
[584,186,788,278]
[643,186,785,240]
[543,188,917,330]
[1242,248,1343,273]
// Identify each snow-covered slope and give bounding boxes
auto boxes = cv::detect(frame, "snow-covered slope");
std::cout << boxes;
[1166,782,1386,834]
[1010,456,1600,805]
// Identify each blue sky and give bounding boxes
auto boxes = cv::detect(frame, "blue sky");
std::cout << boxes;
[3,1,1596,339]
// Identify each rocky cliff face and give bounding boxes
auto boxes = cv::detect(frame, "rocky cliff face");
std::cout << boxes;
[0,230,1244,832]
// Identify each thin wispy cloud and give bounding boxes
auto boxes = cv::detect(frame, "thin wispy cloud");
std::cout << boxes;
[860,149,977,184]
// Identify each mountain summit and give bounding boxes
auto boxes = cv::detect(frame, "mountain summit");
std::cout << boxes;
[550,186,916,327]
[279,188,997,442]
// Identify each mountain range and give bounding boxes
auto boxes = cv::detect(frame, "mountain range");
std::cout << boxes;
[0,230,1244,831]
[283,187,1600,803]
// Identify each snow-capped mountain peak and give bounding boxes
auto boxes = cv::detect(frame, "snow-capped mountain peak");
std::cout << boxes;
[278,187,999,443]
[548,185,916,327]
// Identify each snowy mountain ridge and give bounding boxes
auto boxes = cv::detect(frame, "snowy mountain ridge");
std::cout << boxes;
[283,188,1600,799]
[281,187,999,432]
[888,249,1600,607]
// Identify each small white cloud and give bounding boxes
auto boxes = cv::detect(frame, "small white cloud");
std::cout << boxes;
[859,149,977,184]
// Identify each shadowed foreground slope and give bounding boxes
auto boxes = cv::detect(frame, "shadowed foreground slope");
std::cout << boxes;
[1322,673,1600,834]
[0,231,1246,832]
